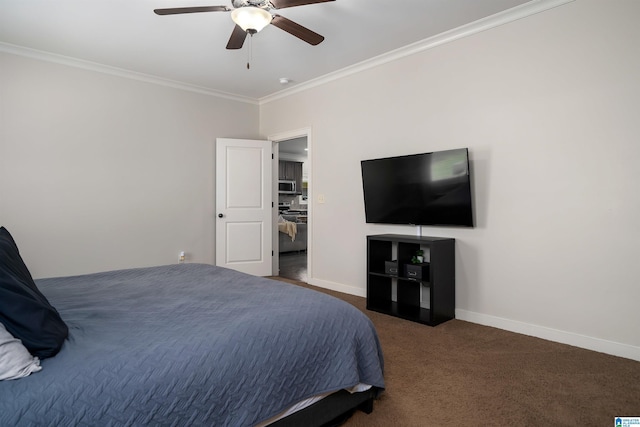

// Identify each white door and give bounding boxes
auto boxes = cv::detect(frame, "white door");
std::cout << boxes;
[216,138,272,276]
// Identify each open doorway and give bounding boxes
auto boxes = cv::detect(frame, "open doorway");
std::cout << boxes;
[276,136,308,282]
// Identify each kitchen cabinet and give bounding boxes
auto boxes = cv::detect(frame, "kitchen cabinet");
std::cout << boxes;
[279,161,303,194]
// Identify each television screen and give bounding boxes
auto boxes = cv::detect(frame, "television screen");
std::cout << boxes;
[361,148,473,227]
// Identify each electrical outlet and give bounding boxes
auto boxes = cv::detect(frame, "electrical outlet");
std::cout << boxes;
[318,194,325,204]
[179,251,185,263]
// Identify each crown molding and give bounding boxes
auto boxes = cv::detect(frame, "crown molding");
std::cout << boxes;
[1,0,574,106]
[259,0,575,105]
[0,42,259,105]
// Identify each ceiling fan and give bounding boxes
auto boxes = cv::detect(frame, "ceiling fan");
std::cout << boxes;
[154,0,335,50]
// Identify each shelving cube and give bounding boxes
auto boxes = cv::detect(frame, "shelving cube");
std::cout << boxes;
[366,234,455,326]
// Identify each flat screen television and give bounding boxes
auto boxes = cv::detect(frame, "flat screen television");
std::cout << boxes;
[361,148,473,227]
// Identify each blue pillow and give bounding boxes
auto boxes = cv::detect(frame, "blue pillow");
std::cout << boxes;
[0,227,68,358]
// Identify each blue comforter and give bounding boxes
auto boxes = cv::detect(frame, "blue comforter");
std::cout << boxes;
[0,264,384,426]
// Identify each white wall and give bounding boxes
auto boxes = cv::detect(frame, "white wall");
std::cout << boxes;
[0,52,259,278]
[260,0,640,358]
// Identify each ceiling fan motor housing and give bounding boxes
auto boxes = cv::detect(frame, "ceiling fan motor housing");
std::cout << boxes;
[232,0,271,9]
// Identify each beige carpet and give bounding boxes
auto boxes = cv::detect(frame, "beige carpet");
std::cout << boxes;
[270,277,640,426]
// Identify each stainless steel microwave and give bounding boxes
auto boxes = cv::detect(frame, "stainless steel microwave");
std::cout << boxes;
[278,180,296,194]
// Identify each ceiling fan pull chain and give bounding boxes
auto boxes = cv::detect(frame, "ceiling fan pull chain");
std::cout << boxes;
[247,32,252,70]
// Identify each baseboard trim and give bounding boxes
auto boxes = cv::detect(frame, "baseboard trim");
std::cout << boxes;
[308,278,366,298]
[456,309,640,362]
[306,279,640,362]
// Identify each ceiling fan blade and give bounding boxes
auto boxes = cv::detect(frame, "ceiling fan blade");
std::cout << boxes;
[154,6,230,15]
[226,25,248,49]
[271,15,324,46]
[270,0,335,9]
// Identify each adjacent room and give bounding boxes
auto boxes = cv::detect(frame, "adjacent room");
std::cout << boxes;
[277,136,309,282]
[1,0,639,425]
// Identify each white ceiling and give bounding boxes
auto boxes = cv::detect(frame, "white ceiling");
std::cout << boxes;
[279,137,307,156]
[0,0,535,101]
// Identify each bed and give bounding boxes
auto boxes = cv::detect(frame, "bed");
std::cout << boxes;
[0,228,385,426]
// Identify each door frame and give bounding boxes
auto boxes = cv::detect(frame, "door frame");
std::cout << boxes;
[269,128,312,279]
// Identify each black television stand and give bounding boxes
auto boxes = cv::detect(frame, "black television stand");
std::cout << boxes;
[366,234,455,326]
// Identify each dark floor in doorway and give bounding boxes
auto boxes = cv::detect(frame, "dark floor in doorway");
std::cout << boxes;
[279,252,307,282]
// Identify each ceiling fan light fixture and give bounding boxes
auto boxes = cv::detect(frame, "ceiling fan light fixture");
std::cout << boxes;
[231,7,272,33]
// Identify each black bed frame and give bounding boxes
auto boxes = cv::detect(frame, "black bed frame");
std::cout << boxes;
[270,387,381,427]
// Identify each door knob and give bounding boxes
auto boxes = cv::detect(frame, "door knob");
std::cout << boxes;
[218,213,224,218]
